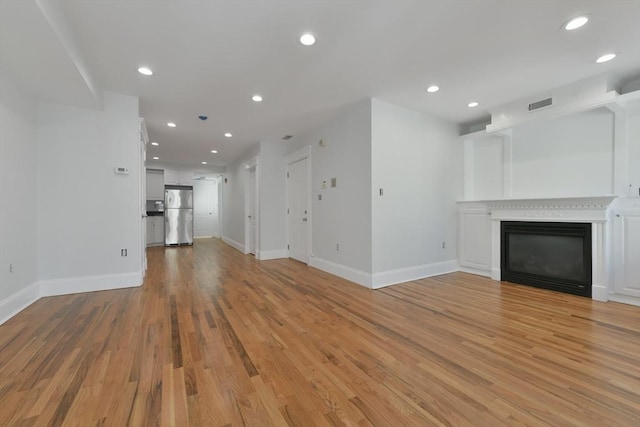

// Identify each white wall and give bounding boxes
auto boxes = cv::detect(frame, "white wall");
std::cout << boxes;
[258,140,287,257]
[0,70,39,321]
[221,145,259,251]
[37,91,141,294]
[371,99,462,282]
[625,104,640,198]
[286,100,373,276]
[510,108,614,198]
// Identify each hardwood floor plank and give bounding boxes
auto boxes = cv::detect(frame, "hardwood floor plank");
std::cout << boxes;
[0,238,638,426]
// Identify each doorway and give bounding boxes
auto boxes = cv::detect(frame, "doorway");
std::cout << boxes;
[193,178,220,238]
[286,148,310,264]
[244,163,258,256]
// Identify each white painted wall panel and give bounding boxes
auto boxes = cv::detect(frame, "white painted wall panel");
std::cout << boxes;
[286,100,372,274]
[510,108,614,198]
[371,99,462,274]
[37,91,141,282]
[0,71,38,302]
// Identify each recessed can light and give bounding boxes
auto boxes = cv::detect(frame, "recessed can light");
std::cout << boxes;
[468,102,479,108]
[300,33,316,46]
[596,53,616,63]
[201,161,207,165]
[211,150,218,154]
[151,142,159,146]
[564,16,589,31]
[224,132,232,138]
[152,156,159,160]
[252,94,263,102]
[138,66,153,76]
[426,85,439,93]
[167,122,176,127]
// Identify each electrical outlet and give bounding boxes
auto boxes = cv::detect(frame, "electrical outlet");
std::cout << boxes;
[336,243,340,251]
[121,249,128,257]
[9,263,14,273]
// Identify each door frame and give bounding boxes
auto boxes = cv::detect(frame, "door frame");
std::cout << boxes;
[285,145,312,262]
[244,157,259,255]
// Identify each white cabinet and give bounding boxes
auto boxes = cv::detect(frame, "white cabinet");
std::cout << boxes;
[146,216,165,246]
[612,201,640,299]
[146,169,164,199]
[164,169,193,186]
[458,203,492,276]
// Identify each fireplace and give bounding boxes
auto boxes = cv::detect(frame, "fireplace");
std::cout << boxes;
[501,221,592,297]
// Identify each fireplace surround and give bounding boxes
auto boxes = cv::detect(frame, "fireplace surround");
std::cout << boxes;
[500,221,592,297]
[486,196,616,301]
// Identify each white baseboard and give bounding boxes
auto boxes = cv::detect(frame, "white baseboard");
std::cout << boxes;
[608,294,640,307]
[39,271,142,297]
[491,268,501,281]
[458,265,492,278]
[372,260,459,289]
[591,284,609,302]
[257,249,288,261]
[222,236,245,253]
[0,282,39,325]
[309,257,372,288]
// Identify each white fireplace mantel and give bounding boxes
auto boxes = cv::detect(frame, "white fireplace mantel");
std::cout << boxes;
[485,196,617,223]
[458,195,617,302]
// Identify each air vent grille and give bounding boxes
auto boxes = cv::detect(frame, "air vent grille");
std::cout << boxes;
[528,97,552,111]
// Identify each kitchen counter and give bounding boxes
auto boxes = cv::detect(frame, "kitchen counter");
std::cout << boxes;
[147,211,164,217]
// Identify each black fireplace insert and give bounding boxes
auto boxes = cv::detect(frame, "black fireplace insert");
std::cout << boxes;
[501,221,592,297]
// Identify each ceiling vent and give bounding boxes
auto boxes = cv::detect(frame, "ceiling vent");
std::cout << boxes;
[528,97,553,111]
[281,135,294,140]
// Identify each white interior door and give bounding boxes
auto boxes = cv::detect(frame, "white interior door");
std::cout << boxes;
[287,157,309,264]
[193,179,219,238]
[249,169,258,255]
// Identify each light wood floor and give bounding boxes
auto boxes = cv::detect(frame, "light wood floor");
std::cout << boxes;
[1,239,639,426]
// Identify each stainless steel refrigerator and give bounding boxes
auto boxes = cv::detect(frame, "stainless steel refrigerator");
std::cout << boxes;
[165,186,193,245]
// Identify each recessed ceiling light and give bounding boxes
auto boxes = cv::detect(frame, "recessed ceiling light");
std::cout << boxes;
[564,16,589,31]
[426,85,439,93]
[151,142,159,146]
[201,161,207,165]
[224,132,232,138]
[468,102,479,108]
[152,156,159,160]
[167,122,176,127]
[300,33,316,46]
[211,150,218,154]
[596,53,616,63]
[252,94,263,102]
[137,66,153,76]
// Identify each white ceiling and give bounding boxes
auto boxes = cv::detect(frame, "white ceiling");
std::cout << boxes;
[2,0,639,170]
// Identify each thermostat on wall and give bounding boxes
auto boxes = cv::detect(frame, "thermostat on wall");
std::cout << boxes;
[114,167,129,175]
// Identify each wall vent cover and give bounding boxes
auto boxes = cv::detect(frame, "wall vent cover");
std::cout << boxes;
[528,97,553,111]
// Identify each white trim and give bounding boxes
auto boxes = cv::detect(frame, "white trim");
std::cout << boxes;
[257,249,288,261]
[39,272,142,297]
[458,265,492,278]
[372,260,459,289]
[222,236,245,253]
[608,294,640,307]
[285,145,312,164]
[0,282,39,325]
[592,284,609,302]
[309,257,372,288]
